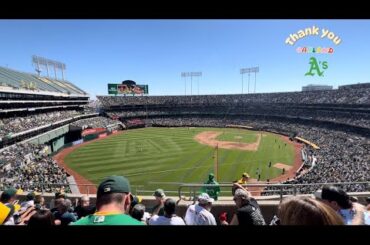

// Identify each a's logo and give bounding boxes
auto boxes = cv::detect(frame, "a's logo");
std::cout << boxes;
[285,26,340,77]
[93,216,105,223]
[305,57,328,77]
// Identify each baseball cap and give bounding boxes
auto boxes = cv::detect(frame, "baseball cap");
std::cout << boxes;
[97,175,131,197]
[26,192,36,201]
[1,187,17,200]
[153,189,166,198]
[198,193,214,204]
[55,192,66,199]
[349,196,358,202]
[130,195,143,209]
[242,172,250,178]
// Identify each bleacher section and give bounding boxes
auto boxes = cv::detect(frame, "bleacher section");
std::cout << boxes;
[0,66,87,96]
[0,66,92,148]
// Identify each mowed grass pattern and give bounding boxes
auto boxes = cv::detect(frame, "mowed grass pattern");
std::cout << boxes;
[64,127,295,192]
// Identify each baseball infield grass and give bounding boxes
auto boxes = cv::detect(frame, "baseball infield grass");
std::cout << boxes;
[215,130,257,143]
[64,127,295,194]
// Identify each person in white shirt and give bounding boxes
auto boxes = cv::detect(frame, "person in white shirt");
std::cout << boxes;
[149,198,185,225]
[184,193,216,225]
[20,192,35,212]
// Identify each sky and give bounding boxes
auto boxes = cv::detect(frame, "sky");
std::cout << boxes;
[0,20,369,99]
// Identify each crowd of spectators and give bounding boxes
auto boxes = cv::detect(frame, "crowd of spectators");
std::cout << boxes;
[105,105,370,130]
[98,83,370,107]
[1,176,368,226]
[0,110,82,138]
[71,116,120,129]
[0,143,70,193]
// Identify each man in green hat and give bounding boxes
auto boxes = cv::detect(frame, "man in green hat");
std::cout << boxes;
[0,188,18,225]
[201,173,220,201]
[72,176,143,225]
[0,187,18,205]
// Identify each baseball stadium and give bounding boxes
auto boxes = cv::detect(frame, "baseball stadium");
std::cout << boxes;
[0,20,369,226]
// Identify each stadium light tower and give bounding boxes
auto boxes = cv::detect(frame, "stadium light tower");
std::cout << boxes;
[32,55,66,80]
[181,72,187,95]
[240,66,259,93]
[181,72,202,95]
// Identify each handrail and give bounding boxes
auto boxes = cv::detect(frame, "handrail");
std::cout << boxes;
[178,182,370,201]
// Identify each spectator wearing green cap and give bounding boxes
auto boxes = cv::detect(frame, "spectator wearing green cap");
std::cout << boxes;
[72,175,143,225]
[201,173,220,201]
[1,187,17,205]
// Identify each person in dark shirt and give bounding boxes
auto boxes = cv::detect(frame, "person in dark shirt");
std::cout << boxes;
[150,189,166,216]
[53,199,77,225]
[74,195,95,219]
[230,188,266,225]
[50,192,66,213]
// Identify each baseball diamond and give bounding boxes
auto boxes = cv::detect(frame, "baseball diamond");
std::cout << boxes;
[60,127,299,192]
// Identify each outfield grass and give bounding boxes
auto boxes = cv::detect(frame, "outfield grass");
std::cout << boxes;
[64,127,295,193]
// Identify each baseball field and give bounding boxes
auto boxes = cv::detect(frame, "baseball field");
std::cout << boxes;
[62,127,298,193]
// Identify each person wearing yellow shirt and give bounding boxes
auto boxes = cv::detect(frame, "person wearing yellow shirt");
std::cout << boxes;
[237,173,250,185]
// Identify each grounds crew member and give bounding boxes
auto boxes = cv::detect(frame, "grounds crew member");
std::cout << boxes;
[72,175,143,225]
[201,173,220,201]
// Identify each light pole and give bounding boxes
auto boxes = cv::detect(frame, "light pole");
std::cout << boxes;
[181,73,187,95]
[181,72,202,95]
[240,67,259,94]
[241,72,244,94]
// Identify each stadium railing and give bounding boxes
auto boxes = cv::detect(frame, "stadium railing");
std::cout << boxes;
[177,181,370,201]
[2,181,368,202]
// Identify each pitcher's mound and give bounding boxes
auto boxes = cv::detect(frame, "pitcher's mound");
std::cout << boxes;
[194,131,261,151]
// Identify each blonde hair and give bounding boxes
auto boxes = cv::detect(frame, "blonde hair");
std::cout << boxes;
[278,196,344,225]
